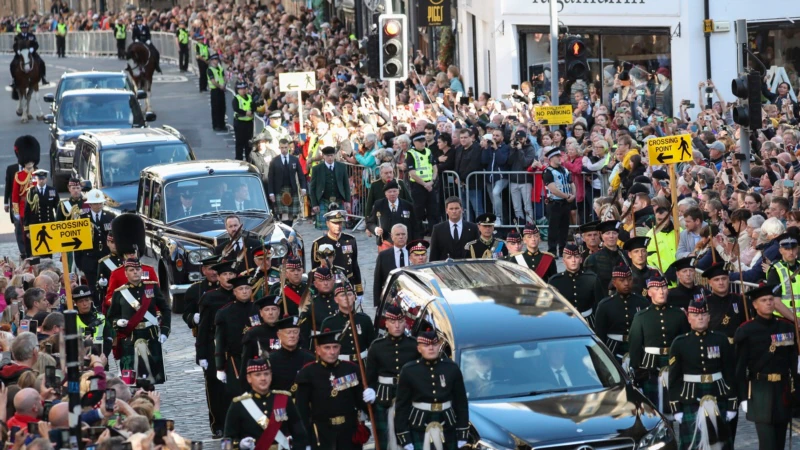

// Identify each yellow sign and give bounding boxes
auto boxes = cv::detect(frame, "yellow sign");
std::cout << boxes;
[29,218,94,256]
[703,19,713,33]
[534,105,574,126]
[646,135,693,166]
[278,72,317,92]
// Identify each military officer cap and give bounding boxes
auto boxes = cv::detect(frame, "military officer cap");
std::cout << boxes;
[19,21,29,28]
[578,221,599,234]
[268,110,282,119]
[646,274,668,288]
[85,189,105,204]
[411,132,426,142]
[628,183,650,196]
[317,243,336,256]
[545,147,562,159]
[623,236,650,251]
[406,239,430,254]
[597,220,620,234]
[505,230,521,244]
[668,256,695,272]
[476,213,497,226]
[562,243,580,257]
[254,295,281,310]
[199,254,221,267]
[246,357,271,374]
[417,329,440,345]
[777,232,798,248]
[314,266,333,281]
[523,223,540,235]
[611,263,632,278]
[314,329,342,346]
[179,20,187,25]
[383,303,404,320]
[33,169,49,177]
[179,189,194,198]
[211,259,237,275]
[73,285,92,300]
[652,169,669,180]
[384,180,399,191]
[276,315,301,329]
[236,81,248,90]
[253,246,273,259]
[285,256,302,269]
[324,210,347,223]
[229,275,252,289]
[68,176,81,188]
[746,284,778,303]
[123,258,141,268]
[687,295,708,314]
[321,146,336,155]
[701,262,728,280]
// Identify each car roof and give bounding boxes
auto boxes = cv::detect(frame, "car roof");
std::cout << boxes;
[61,88,134,97]
[142,160,259,180]
[84,128,183,147]
[60,71,126,79]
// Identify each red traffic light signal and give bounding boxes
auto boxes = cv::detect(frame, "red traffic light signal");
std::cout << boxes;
[571,41,585,57]
[378,14,408,81]
[383,20,401,37]
[565,36,588,79]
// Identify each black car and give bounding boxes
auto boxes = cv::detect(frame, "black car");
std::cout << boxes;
[375,260,677,450]
[44,89,156,190]
[136,160,304,312]
[72,127,196,212]
[43,70,146,113]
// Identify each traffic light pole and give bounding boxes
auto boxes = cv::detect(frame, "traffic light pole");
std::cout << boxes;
[385,0,396,110]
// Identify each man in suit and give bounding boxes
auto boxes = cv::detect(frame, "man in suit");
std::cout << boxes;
[224,183,258,212]
[24,169,59,257]
[364,163,413,218]
[176,189,197,219]
[429,196,478,261]
[366,180,420,250]
[373,224,409,307]
[542,341,597,388]
[308,146,350,230]
[268,138,308,227]
[213,215,261,267]
[77,189,115,307]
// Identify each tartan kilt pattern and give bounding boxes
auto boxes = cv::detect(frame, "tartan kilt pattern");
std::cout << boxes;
[641,356,670,412]
[274,187,301,218]
[409,411,457,450]
[119,327,166,384]
[314,201,330,230]
[375,403,392,450]
[678,384,731,450]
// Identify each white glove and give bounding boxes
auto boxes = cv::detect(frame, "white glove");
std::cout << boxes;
[356,295,363,307]
[98,277,108,287]
[159,334,167,344]
[796,359,800,374]
[362,388,376,403]
[239,437,255,450]
[457,441,467,448]
[301,189,307,196]
[116,319,128,328]
[673,412,683,424]
[305,447,311,450]
[199,359,208,370]
[726,411,737,421]
[28,48,33,54]
[216,370,227,383]
[269,194,275,201]
[146,40,151,45]
[741,401,748,413]
[404,445,413,450]
[193,313,200,324]
[13,214,20,222]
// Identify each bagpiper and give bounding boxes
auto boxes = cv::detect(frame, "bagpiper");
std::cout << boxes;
[319,282,375,362]
[406,240,430,266]
[629,274,690,414]
[269,256,306,317]
[299,267,338,344]
[668,296,737,450]
[240,294,284,376]
[666,257,705,309]
[701,263,747,344]
[510,223,556,280]
[268,316,315,393]
[223,357,308,450]
[548,243,604,328]
[311,210,364,300]
[215,275,257,397]
[594,264,649,365]
[465,213,508,259]
[624,236,661,298]
[584,220,629,294]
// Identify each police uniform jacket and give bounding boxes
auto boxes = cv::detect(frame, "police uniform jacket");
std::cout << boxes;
[629,304,690,371]
[319,311,375,360]
[366,334,419,405]
[465,237,509,260]
[584,246,629,293]
[214,300,256,370]
[107,280,171,337]
[132,24,151,42]
[667,283,705,309]
[182,279,218,330]
[366,198,421,242]
[269,347,315,393]
[548,269,604,319]
[224,390,308,449]
[196,287,234,363]
[707,292,747,342]
[24,185,59,226]
[394,356,470,446]
[311,234,363,295]
[299,292,337,345]
[78,309,113,357]
[294,360,366,436]
[511,249,557,280]
[14,32,38,51]
[668,330,737,413]
[594,293,649,356]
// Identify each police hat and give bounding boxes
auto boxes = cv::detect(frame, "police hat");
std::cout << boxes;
[778,233,798,248]
[324,210,346,223]
[254,295,281,309]
[313,329,342,346]
[276,315,301,330]
[235,82,248,90]
[321,146,336,155]
[72,285,92,300]
[746,284,778,303]
[476,213,497,226]
[623,236,650,251]
[384,180,399,191]
[208,54,220,61]
[406,239,430,255]
[411,132,426,142]
[268,110,282,119]
[19,21,29,28]
[597,220,620,234]
[210,259,237,275]
[14,135,40,166]
[545,147,562,159]
[246,357,270,374]
[135,14,143,21]
[701,262,728,280]
[112,214,146,257]
[229,275,252,289]
[668,256,695,272]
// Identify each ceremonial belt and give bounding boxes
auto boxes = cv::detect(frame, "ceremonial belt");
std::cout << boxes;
[241,395,290,450]
[338,350,368,362]
[533,254,554,279]
[683,372,722,383]
[119,289,152,340]
[378,376,398,385]
[285,286,302,305]
[120,288,159,328]
[644,347,669,356]
[581,308,593,318]
[754,372,784,382]
[412,401,451,412]
[608,334,628,342]
[103,258,118,271]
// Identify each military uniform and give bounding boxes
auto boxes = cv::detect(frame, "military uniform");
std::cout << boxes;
[394,331,469,450]
[96,252,122,309]
[215,275,259,398]
[182,276,219,343]
[24,175,59,256]
[465,236,508,259]
[583,245,629,294]
[241,266,281,301]
[56,195,85,221]
[548,250,604,328]
[78,205,115,307]
[594,281,649,362]
[703,262,748,344]
[631,263,660,297]
[269,279,306,318]
[269,316,315,393]
[240,295,285,376]
[311,231,364,296]
[320,311,375,362]
[197,282,235,436]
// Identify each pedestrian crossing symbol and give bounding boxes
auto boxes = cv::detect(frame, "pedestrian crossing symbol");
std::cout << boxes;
[29,218,94,256]
[278,72,317,92]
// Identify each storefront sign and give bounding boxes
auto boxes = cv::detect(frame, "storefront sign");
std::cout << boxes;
[513,0,680,17]
[646,135,692,165]
[418,0,451,27]
[534,105,574,125]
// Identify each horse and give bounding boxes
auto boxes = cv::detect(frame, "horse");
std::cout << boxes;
[11,39,45,123]
[125,41,156,112]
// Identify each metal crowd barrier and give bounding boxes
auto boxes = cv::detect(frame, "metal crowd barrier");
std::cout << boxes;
[341,161,373,231]
[694,268,759,294]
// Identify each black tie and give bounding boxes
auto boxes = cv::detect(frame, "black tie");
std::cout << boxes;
[399,250,405,267]
[453,224,459,242]
[234,242,241,253]
[555,369,565,386]
[40,188,44,196]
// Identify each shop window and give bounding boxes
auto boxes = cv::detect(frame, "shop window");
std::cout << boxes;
[748,25,800,95]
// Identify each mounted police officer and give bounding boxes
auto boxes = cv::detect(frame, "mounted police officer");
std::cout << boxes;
[131,14,161,73]
[114,18,127,60]
[594,264,649,366]
[319,282,375,362]
[465,213,508,259]
[73,285,112,358]
[405,132,438,236]
[10,20,48,88]
[548,243,604,328]
[584,220,629,295]
[268,316,314,392]
[233,82,255,161]
[175,20,190,72]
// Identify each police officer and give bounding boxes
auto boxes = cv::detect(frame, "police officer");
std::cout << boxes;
[510,223,556,279]
[668,296,737,450]
[594,264,649,364]
[735,284,797,450]
[624,236,660,297]
[269,256,306,317]
[107,257,171,384]
[182,255,219,340]
[195,36,210,91]
[584,220,629,294]
[240,295,283,373]
[503,229,523,258]
[299,267,338,345]
[114,19,127,60]
[55,15,67,58]
[24,169,59,256]
[320,282,375,362]
[406,240,430,266]
[232,82,255,161]
[465,213,508,259]
[175,20,189,72]
[197,258,238,437]
[765,232,800,321]
[629,274,690,413]
[393,330,469,450]
[132,14,161,73]
[96,233,122,309]
[224,357,308,450]
[666,257,704,309]
[10,21,48,88]
[241,247,280,301]
[207,54,227,131]
[405,132,438,235]
[702,263,747,343]
[73,285,112,358]
[365,303,420,450]
[542,146,574,255]
[294,330,369,450]
[269,316,315,392]
[311,211,364,300]
[215,275,257,397]
[548,243,604,328]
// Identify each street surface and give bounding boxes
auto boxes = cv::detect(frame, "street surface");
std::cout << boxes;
[0,55,795,448]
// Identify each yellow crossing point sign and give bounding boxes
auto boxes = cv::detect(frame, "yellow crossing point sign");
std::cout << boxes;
[279,72,317,92]
[534,105,574,126]
[29,218,94,256]
[647,135,694,166]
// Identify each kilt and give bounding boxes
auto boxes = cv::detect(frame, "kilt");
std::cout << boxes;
[409,411,457,450]
[314,200,331,230]
[118,326,166,384]
[375,403,394,450]
[275,187,301,218]
[641,357,670,413]
[678,390,731,450]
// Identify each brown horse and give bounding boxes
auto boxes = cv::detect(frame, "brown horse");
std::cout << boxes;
[125,42,156,112]
[11,39,44,123]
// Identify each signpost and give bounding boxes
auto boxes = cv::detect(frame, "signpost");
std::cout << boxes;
[646,134,694,247]
[534,105,574,126]
[279,72,317,136]
[30,218,94,309]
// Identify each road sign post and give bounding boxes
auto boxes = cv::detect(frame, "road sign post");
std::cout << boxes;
[646,135,693,248]
[30,218,94,309]
[279,71,317,137]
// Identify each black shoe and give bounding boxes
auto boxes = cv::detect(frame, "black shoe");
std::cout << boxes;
[41,77,48,85]
[212,430,223,439]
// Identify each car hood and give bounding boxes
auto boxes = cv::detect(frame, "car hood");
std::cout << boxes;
[57,127,125,139]
[169,215,268,239]
[101,185,139,212]
[469,384,662,447]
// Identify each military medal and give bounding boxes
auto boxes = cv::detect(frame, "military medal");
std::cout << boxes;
[274,408,288,422]
[440,374,446,387]
[330,372,338,397]
[770,342,777,353]
[722,315,730,326]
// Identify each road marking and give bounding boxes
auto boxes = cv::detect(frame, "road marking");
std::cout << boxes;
[184,368,203,373]
[153,74,189,83]
[4,83,56,92]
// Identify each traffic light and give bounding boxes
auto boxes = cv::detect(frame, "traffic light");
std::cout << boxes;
[378,14,408,81]
[564,36,588,79]
[731,71,763,131]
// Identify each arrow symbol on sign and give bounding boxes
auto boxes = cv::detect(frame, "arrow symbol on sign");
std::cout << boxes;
[657,153,674,164]
[287,83,298,90]
[63,237,82,249]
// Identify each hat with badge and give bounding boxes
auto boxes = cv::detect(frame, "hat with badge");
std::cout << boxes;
[578,221,599,234]
[236,81,248,90]
[623,236,650,251]
[505,230,522,244]
[611,263,632,278]
[523,223,540,235]
[246,357,271,374]
[778,232,798,248]
[229,275,252,289]
[597,220,620,234]
[313,329,342,346]
[276,315,301,329]
[324,210,346,223]
[211,259,237,275]
[254,295,281,310]
[562,243,580,257]
[321,146,336,155]
[253,245,273,259]
[316,243,336,257]
[314,266,333,281]
[417,329,440,345]
[33,169,49,177]
[208,54,220,61]
[383,303,404,320]
[687,295,708,314]
[746,284,778,303]
[384,180,399,191]
[668,256,695,272]
[411,132,426,142]
[269,110,282,119]
[72,285,92,300]
[545,147,562,159]
[285,256,302,269]
[701,263,728,280]
[646,274,668,289]
[406,239,430,255]
[476,213,497,226]
[85,189,105,204]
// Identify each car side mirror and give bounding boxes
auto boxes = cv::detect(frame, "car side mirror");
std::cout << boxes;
[137,90,148,100]
[145,112,157,122]
[43,114,54,124]
[81,180,92,192]
[43,93,54,103]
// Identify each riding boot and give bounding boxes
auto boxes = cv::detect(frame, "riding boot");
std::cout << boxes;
[40,60,48,85]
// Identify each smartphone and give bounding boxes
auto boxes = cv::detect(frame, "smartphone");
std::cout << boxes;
[45,366,58,392]
[28,422,39,435]
[299,132,307,142]
[10,426,19,443]
[537,96,547,103]
[84,427,105,441]
[105,389,116,412]
[221,439,232,450]
[511,84,519,90]
[656,116,664,122]
[636,89,645,96]
[687,103,696,109]
[27,257,40,265]
[785,180,795,188]
[20,320,29,333]
[666,117,674,124]
[153,419,167,446]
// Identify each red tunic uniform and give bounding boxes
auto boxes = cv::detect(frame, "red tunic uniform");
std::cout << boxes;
[102,264,159,314]
[11,170,33,221]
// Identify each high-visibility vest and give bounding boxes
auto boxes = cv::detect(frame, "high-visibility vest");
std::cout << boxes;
[197,42,209,59]
[178,28,189,44]
[57,23,66,35]
[77,312,106,346]
[645,227,681,274]
[15,24,20,33]
[115,24,126,39]
[774,260,800,317]
[408,148,433,182]
[208,65,224,89]
[235,94,253,121]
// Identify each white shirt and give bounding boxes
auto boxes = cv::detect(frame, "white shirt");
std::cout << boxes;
[326,164,335,171]
[236,201,244,210]
[389,200,399,212]
[449,218,463,241]
[394,246,408,268]
[551,366,572,387]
